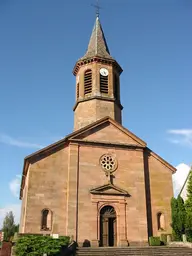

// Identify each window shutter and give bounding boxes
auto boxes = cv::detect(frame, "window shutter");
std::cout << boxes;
[77,83,79,98]
[100,74,108,94]
[113,74,119,100]
[84,70,92,95]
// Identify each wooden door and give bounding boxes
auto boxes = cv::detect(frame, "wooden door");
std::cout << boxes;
[113,218,117,246]
[100,206,117,247]
[101,217,108,247]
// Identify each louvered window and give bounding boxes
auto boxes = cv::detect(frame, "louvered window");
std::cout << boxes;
[77,83,79,99]
[113,74,119,100]
[100,74,108,94]
[84,70,92,95]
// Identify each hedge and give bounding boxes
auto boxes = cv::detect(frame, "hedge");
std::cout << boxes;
[15,235,70,256]
[149,236,161,246]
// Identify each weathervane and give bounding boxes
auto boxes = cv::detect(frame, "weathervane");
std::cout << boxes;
[91,0,101,17]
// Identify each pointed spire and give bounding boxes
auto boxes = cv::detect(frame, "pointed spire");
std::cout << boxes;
[81,17,113,60]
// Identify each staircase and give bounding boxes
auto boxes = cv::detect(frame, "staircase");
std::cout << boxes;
[76,246,192,256]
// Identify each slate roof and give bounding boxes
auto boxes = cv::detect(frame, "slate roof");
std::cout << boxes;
[80,17,113,60]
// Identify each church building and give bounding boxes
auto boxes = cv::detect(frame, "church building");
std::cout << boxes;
[19,16,176,247]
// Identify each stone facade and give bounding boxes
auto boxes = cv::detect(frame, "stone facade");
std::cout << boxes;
[19,16,176,247]
[19,119,175,246]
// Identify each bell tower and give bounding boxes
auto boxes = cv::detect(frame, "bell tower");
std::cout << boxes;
[73,17,123,131]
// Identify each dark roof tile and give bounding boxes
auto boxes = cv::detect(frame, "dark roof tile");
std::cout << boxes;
[80,17,113,60]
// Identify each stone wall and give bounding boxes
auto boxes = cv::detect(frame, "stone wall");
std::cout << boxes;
[148,152,173,236]
[21,146,69,234]
[0,242,12,256]
[20,121,174,246]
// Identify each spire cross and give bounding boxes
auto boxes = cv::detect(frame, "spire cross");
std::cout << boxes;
[91,0,101,17]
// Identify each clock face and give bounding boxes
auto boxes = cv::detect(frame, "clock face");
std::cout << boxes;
[100,68,109,77]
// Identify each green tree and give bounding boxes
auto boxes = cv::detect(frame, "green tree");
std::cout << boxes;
[171,197,181,240]
[185,170,192,241]
[14,224,19,233]
[177,196,186,235]
[171,196,186,240]
[2,211,17,241]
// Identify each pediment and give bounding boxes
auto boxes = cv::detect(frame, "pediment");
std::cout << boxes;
[69,117,146,147]
[90,183,130,197]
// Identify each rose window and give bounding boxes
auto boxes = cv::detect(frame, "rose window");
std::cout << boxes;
[100,154,117,173]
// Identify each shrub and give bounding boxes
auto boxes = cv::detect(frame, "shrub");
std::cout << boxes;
[15,235,70,256]
[149,236,161,246]
[185,229,192,242]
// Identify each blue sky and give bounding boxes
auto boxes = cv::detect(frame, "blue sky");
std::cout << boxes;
[0,0,191,226]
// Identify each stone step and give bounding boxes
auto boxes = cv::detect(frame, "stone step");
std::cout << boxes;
[76,247,192,256]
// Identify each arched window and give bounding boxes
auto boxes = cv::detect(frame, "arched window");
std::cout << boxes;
[77,83,79,99]
[157,212,165,230]
[100,73,108,94]
[84,70,92,95]
[41,209,52,230]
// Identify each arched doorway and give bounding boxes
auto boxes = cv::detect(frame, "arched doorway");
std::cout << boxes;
[100,205,117,247]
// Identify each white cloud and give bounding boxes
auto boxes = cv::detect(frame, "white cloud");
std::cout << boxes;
[9,175,21,198]
[0,175,22,228]
[168,130,192,135]
[0,204,21,229]
[167,129,192,147]
[172,163,191,197]
[0,134,44,149]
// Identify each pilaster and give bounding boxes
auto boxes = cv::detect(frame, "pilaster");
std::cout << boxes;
[66,143,79,240]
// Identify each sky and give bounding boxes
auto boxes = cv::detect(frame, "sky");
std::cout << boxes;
[0,0,191,227]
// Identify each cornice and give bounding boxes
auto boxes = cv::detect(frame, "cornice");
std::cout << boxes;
[73,56,123,76]
[73,96,123,111]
